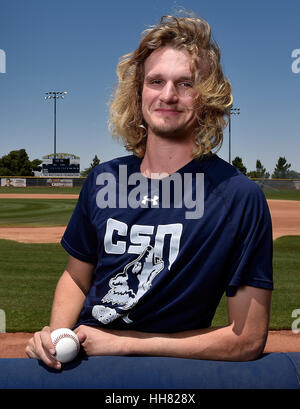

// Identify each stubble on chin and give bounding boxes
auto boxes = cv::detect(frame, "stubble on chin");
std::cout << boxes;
[149,125,186,140]
[146,114,198,141]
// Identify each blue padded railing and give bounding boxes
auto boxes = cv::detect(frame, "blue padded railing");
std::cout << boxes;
[0,353,299,389]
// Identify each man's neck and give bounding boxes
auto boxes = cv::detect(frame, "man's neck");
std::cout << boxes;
[140,132,195,178]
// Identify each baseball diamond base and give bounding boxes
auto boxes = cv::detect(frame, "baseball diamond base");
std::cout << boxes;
[0,353,299,389]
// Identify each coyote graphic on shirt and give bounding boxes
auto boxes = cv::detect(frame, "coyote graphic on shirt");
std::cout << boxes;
[92,245,164,324]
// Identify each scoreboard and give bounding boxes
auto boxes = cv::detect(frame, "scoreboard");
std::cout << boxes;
[42,158,80,176]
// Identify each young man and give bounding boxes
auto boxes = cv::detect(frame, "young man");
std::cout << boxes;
[26,15,273,369]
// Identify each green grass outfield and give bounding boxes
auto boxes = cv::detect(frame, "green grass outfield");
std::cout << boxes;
[263,189,300,201]
[0,199,77,226]
[0,236,299,332]
[0,240,68,332]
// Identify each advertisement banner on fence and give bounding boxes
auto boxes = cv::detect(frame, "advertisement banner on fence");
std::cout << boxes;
[293,181,300,190]
[46,178,73,187]
[0,178,27,187]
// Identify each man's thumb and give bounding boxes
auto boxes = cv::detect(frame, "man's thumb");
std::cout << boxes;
[75,330,87,344]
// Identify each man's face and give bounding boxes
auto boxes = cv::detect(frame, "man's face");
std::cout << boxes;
[142,46,198,140]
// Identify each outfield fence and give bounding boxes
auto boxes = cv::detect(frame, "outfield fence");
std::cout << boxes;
[0,176,86,188]
[0,176,300,190]
[252,178,300,191]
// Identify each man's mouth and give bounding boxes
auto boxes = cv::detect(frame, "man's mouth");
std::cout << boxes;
[154,108,182,116]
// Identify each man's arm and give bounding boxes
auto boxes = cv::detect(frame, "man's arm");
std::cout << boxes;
[25,256,94,368]
[49,255,94,328]
[75,285,272,361]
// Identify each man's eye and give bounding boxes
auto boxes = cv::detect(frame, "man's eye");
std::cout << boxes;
[151,79,163,85]
[180,82,193,88]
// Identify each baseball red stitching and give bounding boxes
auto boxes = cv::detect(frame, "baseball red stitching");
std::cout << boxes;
[52,332,80,352]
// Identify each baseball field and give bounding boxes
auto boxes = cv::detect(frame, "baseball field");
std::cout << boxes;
[0,187,299,357]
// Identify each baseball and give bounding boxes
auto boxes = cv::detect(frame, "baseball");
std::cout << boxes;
[50,328,80,363]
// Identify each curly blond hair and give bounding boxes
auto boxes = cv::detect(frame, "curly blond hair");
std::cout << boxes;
[108,14,233,158]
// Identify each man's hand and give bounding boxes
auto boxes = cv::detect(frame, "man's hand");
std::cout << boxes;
[24,257,94,369]
[74,325,128,356]
[25,326,62,370]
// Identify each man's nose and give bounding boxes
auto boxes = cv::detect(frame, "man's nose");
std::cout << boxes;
[159,81,179,103]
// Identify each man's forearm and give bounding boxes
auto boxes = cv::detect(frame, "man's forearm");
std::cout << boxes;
[49,270,86,330]
[122,324,265,361]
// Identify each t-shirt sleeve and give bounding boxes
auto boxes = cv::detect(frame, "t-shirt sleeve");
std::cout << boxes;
[61,174,98,264]
[225,185,274,297]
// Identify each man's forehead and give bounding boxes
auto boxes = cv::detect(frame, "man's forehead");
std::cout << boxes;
[143,46,210,83]
[144,46,194,76]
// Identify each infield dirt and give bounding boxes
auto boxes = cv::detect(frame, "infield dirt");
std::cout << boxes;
[0,197,299,243]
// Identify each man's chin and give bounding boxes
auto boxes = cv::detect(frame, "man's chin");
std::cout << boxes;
[150,125,186,140]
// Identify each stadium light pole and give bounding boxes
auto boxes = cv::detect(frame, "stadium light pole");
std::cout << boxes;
[229,107,240,164]
[44,91,68,159]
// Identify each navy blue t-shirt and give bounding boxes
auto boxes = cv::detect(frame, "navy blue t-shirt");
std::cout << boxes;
[61,154,273,333]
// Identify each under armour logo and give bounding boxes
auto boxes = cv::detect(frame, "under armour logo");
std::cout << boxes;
[141,195,159,206]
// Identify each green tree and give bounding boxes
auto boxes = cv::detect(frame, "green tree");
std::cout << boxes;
[0,149,42,176]
[287,170,300,179]
[80,155,101,176]
[232,156,247,175]
[247,160,270,179]
[272,157,291,179]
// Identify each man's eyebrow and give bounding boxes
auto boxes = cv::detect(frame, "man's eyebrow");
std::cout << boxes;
[145,74,193,81]
[177,76,194,82]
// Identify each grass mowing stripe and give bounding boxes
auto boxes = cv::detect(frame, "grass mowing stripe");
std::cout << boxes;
[0,199,77,226]
[0,187,82,194]
[263,190,300,201]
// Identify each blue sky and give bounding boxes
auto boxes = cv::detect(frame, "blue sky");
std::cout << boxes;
[0,0,299,174]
